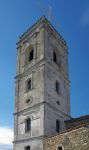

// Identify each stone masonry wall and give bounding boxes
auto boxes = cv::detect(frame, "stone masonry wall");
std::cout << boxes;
[43,125,89,150]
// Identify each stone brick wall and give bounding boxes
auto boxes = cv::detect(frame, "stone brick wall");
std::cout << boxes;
[43,125,89,150]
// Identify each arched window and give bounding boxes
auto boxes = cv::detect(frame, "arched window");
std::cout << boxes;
[26,45,34,64]
[58,146,62,150]
[53,50,57,64]
[28,48,34,62]
[53,47,61,67]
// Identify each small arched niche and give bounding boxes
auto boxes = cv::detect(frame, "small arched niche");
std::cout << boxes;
[56,144,64,150]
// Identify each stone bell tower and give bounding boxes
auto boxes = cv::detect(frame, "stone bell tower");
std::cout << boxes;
[13,16,71,150]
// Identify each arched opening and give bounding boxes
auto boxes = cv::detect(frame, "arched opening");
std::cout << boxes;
[53,47,61,67]
[58,146,62,150]
[28,48,34,62]
[53,50,57,64]
[26,45,34,64]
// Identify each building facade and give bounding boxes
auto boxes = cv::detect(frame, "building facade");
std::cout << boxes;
[13,16,71,150]
[44,115,89,150]
[44,124,89,150]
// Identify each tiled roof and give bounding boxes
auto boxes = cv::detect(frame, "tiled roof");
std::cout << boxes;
[44,115,89,139]
[45,122,89,139]
[65,115,89,123]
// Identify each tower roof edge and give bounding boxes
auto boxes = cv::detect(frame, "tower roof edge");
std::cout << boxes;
[17,16,68,48]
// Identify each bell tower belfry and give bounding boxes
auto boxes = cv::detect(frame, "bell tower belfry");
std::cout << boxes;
[13,16,71,150]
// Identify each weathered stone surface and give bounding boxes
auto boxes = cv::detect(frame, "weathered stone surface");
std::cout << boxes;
[14,16,70,150]
[13,16,89,150]
[43,126,89,150]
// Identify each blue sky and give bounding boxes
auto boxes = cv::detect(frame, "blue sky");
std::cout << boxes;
[0,0,89,149]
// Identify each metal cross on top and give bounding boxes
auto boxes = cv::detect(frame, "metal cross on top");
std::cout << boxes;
[48,5,52,22]
[36,0,61,29]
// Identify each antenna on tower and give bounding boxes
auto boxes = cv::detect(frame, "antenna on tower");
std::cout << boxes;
[48,5,52,22]
[36,0,61,29]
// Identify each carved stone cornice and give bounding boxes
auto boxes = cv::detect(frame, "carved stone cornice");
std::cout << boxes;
[17,16,68,50]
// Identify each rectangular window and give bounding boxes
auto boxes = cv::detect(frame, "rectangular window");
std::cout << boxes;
[27,79,31,91]
[56,120,60,133]
[25,118,31,132]
[55,81,60,94]
[56,81,59,93]
[25,146,30,150]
